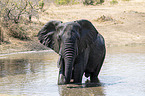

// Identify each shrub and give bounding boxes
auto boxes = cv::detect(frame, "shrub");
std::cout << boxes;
[0,27,4,44]
[55,0,80,5]
[1,0,41,24]
[38,0,44,10]
[8,24,30,40]
[55,0,71,5]
[83,0,104,5]
[122,0,130,1]
[96,0,104,4]
[110,0,118,5]
[0,0,44,41]
[95,15,114,22]
[83,0,94,5]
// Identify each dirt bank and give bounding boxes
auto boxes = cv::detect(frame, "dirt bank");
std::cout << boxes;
[0,1,145,54]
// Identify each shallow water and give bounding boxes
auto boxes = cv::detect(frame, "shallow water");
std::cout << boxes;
[0,46,145,96]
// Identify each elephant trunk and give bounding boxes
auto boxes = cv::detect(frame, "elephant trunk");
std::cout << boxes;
[63,40,77,84]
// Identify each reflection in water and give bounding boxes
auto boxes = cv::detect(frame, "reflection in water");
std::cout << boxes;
[0,46,145,96]
[0,51,60,96]
[0,51,58,78]
[0,59,30,77]
[58,79,105,96]
[59,84,105,96]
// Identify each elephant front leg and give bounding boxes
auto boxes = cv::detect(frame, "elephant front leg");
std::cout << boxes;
[73,56,84,84]
[73,64,83,84]
[58,56,65,85]
[58,70,65,85]
[58,63,66,85]
[73,49,89,84]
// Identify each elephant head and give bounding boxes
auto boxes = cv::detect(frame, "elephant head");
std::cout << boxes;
[38,19,98,84]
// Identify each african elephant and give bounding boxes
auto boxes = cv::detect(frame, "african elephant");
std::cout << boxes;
[38,19,106,84]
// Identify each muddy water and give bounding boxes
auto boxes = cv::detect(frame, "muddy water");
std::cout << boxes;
[0,46,145,96]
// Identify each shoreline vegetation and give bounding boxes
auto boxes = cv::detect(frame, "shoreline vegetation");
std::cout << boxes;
[0,0,145,54]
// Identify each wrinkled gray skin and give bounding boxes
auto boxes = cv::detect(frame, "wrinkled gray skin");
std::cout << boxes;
[38,19,106,85]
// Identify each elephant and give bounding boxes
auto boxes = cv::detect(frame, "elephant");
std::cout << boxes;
[38,19,106,84]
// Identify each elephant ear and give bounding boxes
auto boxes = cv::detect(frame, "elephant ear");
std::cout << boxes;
[38,20,62,53]
[76,19,98,50]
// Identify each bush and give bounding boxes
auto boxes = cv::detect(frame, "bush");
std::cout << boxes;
[96,0,104,4]
[1,0,41,24]
[95,15,114,22]
[110,0,118,5]
[0,26,4,44]
[8,24,30,40]
[0,0,44,41]
[38,0,44,10]
[83,0,104,5]
[122,0,130,1]
[55,0,71,5]
[0,24,10,44]
[83,0,94,5]
[55,0,80,5]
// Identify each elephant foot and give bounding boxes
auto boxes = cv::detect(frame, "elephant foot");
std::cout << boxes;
[58,74,65,85]
[90,76,99,83]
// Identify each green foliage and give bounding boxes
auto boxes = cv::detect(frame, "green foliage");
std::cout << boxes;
[83,0,104,5]
[39,0,44,10]
[110,0,118,5]
[55,0,71,5]
[71,0,80,4]
[96,0,104,4]
[83,0,94,5]
[55,0,80,5]
[122,0,130,1]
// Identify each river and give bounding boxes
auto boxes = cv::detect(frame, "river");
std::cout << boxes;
[0,46,145,96]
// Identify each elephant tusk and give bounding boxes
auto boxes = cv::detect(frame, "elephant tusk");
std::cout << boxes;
[57,55,62,68]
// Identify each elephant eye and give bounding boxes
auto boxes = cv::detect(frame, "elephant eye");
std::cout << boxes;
[57,26,64,31]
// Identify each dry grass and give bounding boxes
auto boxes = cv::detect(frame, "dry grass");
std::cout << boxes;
[95,15,114,22]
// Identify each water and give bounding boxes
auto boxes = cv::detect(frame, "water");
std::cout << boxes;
[0,46,145,96]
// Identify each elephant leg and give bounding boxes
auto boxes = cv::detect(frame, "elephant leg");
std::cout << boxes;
[58,70,65,85]
[73,48,90,84]
[90,73,99,83]
[89,46,105,83]
[73,54,86,84]
[90,59,104,83]
[58,57,65,85]
[73,63,83,83]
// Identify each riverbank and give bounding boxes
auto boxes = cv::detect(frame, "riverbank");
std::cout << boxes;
[0,1,145,54]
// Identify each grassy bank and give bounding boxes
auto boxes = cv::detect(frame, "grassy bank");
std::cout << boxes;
[0,1,145,54]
